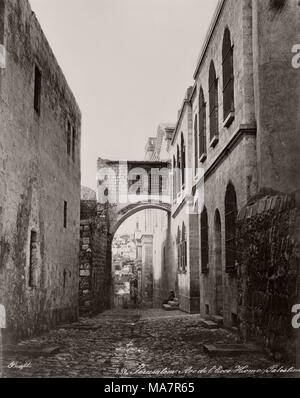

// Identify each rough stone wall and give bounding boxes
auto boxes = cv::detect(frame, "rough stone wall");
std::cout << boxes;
[79,201,111,316]
[0,0,81,342]
[237,192,300,363]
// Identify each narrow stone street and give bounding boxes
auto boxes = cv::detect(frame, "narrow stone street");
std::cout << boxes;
[3,310,298,379]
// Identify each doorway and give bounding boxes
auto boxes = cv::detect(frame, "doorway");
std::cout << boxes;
[214,210,223,316]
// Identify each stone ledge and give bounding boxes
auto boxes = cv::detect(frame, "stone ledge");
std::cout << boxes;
[203,344,263,357]
[60,323,102,331]
[3,345,60,358]
[238,192,296,221]
[199,319,219,329]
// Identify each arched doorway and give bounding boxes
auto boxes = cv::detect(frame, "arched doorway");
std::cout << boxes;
[110,205,172,311]
[214,209,223,316]
[225,183,237,273]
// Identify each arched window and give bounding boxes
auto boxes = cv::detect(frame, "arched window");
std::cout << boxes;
[173,156,176,200]
[209,61,219,143]
[222,28,234,122]
[182,223,187,272]
[181,133,186,188]
[194,115,198,174]
[225,183,237,273]
[176,145,181,195]
[176,227,181,271]
[201,207,209,273]
[199,87,207,159]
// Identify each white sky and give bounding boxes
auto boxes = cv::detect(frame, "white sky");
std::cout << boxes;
[29,0,219,194]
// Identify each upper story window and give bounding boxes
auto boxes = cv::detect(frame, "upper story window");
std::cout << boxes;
[34,66,42,116]
[222,28,235,125]
[64,201,68,228]
[199,87,207,161]
[209,61,219,146]
[194,115,198,174]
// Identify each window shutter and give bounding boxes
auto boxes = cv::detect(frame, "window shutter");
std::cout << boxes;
[222,28,234,120]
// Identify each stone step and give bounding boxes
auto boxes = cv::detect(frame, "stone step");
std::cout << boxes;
[209,315,223,326]
[199,319,219,329]
[163,304,179,312]
[60,323,101,331]
[3,345,60,358]
[168,301,179,308]
[203,344,263,357]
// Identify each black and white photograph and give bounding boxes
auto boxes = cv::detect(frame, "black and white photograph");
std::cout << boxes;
[0,0,300,384]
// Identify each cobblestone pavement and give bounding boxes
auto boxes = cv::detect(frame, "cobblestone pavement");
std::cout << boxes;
[2,309,299,378]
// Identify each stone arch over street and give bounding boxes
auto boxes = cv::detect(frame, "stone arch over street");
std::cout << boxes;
[79,158,172,315]
[109,202,172,238]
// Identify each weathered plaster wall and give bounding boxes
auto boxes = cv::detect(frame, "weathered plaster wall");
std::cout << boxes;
[142,124,176,308]
[0,0,81,341]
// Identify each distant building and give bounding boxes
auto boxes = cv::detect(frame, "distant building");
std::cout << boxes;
[112,235,136,261]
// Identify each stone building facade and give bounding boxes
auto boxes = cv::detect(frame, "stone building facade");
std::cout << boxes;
[80,157,171,314]
[170,0,300,341]
[137,124,177,307]
[0,0,81,341]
